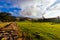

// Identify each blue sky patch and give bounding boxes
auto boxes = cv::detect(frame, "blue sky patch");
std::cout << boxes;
[0,0,21,16]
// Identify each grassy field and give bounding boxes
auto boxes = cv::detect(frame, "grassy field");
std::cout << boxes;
[17,21,60,40]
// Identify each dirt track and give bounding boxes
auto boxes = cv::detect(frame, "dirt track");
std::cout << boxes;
[0,22,23,40]
[0,22,32,40]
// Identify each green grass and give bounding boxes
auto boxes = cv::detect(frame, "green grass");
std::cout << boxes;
[17,21,60,40]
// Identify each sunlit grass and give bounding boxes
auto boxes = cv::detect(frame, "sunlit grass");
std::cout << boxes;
[17,21,60,40]
[0,22,10,28]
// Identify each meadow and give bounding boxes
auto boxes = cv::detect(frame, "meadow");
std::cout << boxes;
[17,21,60,40]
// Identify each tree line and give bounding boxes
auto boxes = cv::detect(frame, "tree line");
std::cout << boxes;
[0,12,60,23]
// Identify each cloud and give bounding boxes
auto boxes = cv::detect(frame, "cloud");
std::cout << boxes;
[44,10,60,18]
[19,0,57,18]
[0,0,60,18]
[44,3,60,18]
[0,0,21,16]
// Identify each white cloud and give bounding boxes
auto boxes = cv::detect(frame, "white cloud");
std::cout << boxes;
[6,0,60,18]
[44,10,60,18]
[47,3,60,10]
[19,0,58,18]
[44,3,60,18]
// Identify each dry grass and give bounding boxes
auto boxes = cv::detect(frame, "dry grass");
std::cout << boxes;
[0,22,11,28]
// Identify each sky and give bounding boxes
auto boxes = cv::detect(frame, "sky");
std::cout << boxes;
[0,0,60,18]
[0,0,21,16]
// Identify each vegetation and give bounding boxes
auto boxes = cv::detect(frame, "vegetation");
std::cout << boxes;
[0,12,16,22]
[0,22,10,28]
[17,21,60,40]
[1,12,60,40]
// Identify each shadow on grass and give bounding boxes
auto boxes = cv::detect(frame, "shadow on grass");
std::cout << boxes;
[32,31,60,40]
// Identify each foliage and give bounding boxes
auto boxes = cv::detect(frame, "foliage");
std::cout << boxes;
[0,12,16,22]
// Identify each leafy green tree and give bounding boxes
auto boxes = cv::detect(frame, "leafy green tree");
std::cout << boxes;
[0,12,16,22]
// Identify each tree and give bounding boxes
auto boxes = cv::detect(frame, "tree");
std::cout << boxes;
[0,12,16,22]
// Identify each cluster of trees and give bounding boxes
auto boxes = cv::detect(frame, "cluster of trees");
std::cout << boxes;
[0,12,16,22]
